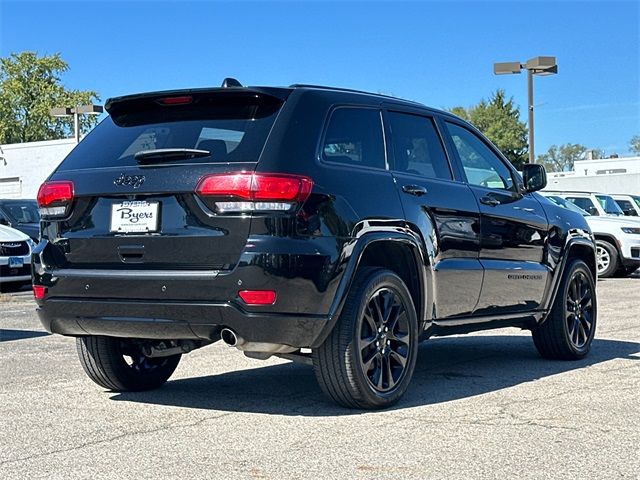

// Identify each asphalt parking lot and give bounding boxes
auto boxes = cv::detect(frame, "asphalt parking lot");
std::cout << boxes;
[1,276,639,480]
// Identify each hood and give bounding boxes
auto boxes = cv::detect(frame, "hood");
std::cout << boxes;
[0,224,30,242]
[587,216,640,229]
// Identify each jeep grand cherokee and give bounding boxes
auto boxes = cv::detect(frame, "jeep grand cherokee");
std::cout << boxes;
[33,80,597,409]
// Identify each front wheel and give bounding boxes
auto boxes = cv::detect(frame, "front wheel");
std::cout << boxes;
[596,240,618,278]
[532,259,597,360]
[76,336,181,391]
[313,268,419,409]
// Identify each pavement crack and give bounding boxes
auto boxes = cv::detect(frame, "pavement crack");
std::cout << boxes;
[0,413,232,466]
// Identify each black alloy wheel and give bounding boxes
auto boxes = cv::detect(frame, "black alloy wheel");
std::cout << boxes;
[358,287,411,393]
[532,259,597,360]
[565,270,595,349]
[77,336,181,391]
[313,267,419,409]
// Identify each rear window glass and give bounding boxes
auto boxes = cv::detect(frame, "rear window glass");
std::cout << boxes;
[322,108,385,169]
[57,95,282,171]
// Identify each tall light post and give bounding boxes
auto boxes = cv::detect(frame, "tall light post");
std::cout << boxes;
[50,104,104,143]
[493,56,558,164]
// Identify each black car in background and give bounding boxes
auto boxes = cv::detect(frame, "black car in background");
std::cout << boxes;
[32,81,597,409]
[0,199,40,241]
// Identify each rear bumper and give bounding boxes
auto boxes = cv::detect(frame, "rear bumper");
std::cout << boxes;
[36,297,330,348]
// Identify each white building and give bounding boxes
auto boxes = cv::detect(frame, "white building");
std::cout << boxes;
[545,156,640,195]
[0,138,76,198]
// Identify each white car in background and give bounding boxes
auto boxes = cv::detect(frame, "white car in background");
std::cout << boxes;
[546,190,640,220]
[542,194,640,278]
[0,224,33,291]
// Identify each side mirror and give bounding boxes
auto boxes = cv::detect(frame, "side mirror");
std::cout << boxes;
[625,208,638,216]
[522,164,547,193]
[588,206,599,216]
[0,217,9,226]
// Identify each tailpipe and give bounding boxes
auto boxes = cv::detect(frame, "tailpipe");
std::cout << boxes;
[219,328,296,354]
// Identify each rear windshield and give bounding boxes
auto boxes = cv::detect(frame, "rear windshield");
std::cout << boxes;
[57,95,283,171]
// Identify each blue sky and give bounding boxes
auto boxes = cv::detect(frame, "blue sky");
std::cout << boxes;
[1,0,638,156]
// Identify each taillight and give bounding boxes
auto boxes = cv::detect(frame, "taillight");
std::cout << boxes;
[238,290,277,305]
[37,180,74,217]
[196,173,313,213]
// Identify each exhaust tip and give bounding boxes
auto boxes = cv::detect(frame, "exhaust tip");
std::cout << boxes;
[220,328,238,347]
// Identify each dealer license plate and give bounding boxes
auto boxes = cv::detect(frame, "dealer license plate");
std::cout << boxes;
[110,201,159,233]
[8,256,24,269]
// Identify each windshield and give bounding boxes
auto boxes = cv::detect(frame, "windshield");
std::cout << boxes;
[595,194,625,215]
[545,195,589,216]
[57,96,283,171]
[0,200,40,223]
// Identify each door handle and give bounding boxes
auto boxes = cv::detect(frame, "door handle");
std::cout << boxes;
[402,185,428,196]
[479,196,501,207]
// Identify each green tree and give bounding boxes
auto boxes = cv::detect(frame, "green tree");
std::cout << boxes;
[536,143,587,172]
[449,90,528,169]
[630,135,640,155]
[0,52,99,144]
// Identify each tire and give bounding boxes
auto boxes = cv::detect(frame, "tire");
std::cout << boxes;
[312,267,419,409]
[615,265,639,277]
[76,336,181,391]
[532,259,597,360]
[595,240,618,278]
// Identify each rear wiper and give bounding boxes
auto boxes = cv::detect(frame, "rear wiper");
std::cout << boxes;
[134,148,210,163]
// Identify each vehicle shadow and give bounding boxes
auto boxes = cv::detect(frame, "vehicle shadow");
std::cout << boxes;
[0,329,50,342]
[111,335,639,416]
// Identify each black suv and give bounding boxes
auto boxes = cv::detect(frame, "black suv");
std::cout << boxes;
[33,81,597,409]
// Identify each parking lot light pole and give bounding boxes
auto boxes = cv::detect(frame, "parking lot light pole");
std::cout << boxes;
[493,56,558,164]
[50,104,104,143]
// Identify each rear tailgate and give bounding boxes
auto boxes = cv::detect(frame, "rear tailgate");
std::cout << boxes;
[41,88,289,273]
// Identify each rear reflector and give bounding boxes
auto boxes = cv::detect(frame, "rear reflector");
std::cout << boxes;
[238,290,276,305]
[196,173,313,213]
[33,285,46,299]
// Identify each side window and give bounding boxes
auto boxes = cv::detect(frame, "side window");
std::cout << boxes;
[387,112,452,180]
[445,122,514,191]
[322,108,385,169]
[566,197,599,216]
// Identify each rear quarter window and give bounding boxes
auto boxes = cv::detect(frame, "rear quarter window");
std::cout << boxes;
[321,107,386,170]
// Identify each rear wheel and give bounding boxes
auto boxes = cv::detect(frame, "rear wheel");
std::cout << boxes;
[76,336,181,391]
[595,240,618,278]
[532,259,596,360]
[313,268,419,409]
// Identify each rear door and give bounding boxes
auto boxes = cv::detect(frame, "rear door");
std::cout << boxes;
[43,90,287,273]
[442,120,550,315]
[385,109,482,318]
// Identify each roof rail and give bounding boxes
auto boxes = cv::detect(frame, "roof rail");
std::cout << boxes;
[289,84,423,105]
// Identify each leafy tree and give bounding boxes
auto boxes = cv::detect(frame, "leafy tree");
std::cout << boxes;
[0,52,99,144]
[630,135,640,155]
[449,90,528,169]
[536,143,587,172]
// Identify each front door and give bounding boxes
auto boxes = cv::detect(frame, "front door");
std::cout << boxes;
[443,121,550,315]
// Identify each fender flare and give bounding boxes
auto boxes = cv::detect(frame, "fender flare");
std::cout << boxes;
[539,234,596,324]
[310,231,430,348]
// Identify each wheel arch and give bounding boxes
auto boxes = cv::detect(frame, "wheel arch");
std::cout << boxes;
[311,232,430,348]
[540,235,596,324]
[592,233,622,259]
